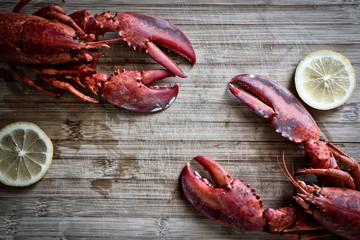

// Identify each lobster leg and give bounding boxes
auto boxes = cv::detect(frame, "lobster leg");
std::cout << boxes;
[328,142,360,189]
[40,75,98,103]
[32,4,88,38]
[30,64,97,77]
[12,0,32,13]
[8,63,63,98]
[296,168,356,189]
[30,62,104,94]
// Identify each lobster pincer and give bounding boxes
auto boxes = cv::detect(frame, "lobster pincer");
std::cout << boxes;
[101,69,178,112]
[228,74,360,189]
[68,10,196,78]
[1,0,196,112]
[181,156,265,231]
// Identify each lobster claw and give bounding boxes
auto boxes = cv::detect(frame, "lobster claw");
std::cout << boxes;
[114,12,196,78]
[101,69,177,112]
[181,156,265,231]
[229,74,320,143]
[72,11,195,78]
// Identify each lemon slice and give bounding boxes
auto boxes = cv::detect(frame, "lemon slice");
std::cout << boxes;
[0,122,53,187]
[295,50,356,110]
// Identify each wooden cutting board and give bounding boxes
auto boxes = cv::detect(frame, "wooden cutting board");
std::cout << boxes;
[0,1,359,239]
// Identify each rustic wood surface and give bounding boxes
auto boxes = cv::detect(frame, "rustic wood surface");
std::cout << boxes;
[0,0,359,239]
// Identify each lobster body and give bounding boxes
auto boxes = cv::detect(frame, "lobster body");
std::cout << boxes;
[1,1,196,112]
[0,12,99,65]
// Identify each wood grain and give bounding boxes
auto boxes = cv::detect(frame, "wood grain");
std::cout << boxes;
[0,0,359,239]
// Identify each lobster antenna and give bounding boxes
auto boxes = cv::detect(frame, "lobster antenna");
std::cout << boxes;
[278,152,308,195]
[84,38,123,49]
[277,154,296,186]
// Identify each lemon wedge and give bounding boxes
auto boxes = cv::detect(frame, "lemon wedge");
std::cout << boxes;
[295,50,356,110]
[0,122,53,187]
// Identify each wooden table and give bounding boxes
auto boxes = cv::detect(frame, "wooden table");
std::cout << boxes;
[0,1,359,239]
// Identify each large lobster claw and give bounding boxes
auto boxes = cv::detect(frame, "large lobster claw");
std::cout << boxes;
[229,74,319,143]
[115,12,196,78]
[228,74,360,190]
[81,11,196,78]
[181,156,266,231]
[101,69,177,112]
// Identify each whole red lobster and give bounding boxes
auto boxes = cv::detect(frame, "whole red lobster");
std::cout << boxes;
[0,0,196,112]
[181,75,360,239]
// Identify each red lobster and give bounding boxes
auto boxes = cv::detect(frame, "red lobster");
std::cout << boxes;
[0,0,196,112]
[181,156,360,239]
[181,75,360,239]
